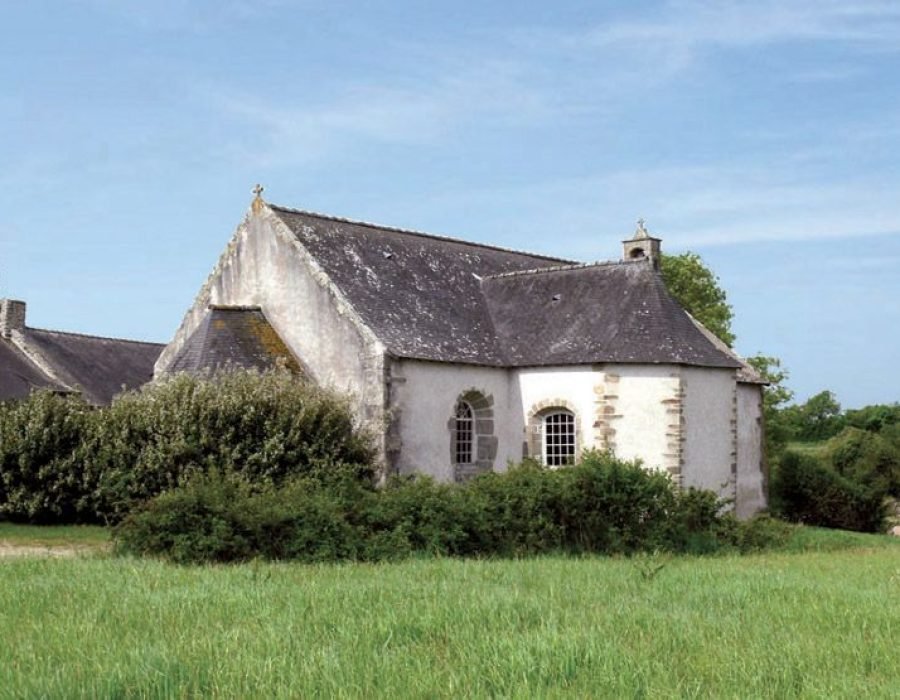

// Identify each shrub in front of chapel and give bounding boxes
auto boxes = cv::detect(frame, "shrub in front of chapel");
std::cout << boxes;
[0,370,375,524]
[116,470,361,564]
[87,370,375,522]
[0,391,94,523]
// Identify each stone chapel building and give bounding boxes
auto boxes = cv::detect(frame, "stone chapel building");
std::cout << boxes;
[155,192,768,517]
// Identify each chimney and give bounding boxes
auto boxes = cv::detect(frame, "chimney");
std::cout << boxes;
[0,299,26,338]
[622,218,662,270]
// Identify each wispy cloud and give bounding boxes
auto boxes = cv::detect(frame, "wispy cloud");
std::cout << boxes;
[505,1,900,97]
[208,61,550,168]
[571,1,900,52]
[394,164,900,255]
[80,0,300,31]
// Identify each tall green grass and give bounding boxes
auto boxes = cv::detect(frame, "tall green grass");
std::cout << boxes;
[1,542,898,697]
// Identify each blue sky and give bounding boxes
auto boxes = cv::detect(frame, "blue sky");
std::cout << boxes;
[1,1,898,407]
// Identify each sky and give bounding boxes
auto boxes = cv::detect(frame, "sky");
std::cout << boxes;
[1,0,898,408]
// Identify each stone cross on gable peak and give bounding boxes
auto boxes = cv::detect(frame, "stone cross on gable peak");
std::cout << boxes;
[251,183,266,213]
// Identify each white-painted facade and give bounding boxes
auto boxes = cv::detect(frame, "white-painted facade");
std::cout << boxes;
[386,359,766,515]
[681,366,737,497]
[158,204,768,517]
[736,384,767,518]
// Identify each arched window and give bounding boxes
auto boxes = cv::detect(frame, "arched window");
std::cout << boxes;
[448,390,497,481]
[542,410,576,467]
[454,400,474,465]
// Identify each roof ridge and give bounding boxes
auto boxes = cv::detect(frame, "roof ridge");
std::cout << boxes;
[268,203,575,264]
[26,326,166,347]
[208,304,263,312]
[482,258,647,280]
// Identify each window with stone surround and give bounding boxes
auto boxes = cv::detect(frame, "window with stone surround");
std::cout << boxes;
[448,390,497,481]
[542,410,576,466]
[526,400,581,466]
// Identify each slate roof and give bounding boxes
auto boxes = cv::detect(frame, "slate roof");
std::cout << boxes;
[686,314,767,384]
[270,206,742,370]
[21,328,164,405]
[0,338,67,400]
[168,306,302,375]
[482,262,741,368]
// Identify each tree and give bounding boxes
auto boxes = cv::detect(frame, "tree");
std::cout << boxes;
[660,252,735,346]
[788,390,844,442]
[746,354,794,457]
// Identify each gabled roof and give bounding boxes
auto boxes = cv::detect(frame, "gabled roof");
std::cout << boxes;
[271,206,570,365]
[21,328,164,405]
[0,338,67,400]
[269,205,741,370]
[168,306,302,375]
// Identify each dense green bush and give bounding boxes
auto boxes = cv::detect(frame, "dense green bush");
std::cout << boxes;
[826,427,900,497]
[116,452,768,564]
[115,471,361,564]
[86,371,373,521]
[773,452,885,532]
[0,391,93,523]
[0,370,374,524]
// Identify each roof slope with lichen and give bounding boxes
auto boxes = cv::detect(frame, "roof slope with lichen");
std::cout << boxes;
[168,306,303,375]
[482,262,741,368]
[269,204,741,370]
[272,206,571,365]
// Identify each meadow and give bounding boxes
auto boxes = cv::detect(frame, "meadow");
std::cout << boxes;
[1,527,898,698]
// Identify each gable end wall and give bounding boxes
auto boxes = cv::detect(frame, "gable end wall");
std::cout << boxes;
[155,206,389,461]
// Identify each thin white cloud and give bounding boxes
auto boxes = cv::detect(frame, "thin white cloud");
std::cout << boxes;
[80,0,300,31]
[209,61,550,168]
[575,1,900,51]
[394,164,900,255]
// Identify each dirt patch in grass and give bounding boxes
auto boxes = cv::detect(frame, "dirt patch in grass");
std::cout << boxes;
[0,543,108,558]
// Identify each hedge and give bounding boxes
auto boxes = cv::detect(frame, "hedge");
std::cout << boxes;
[0,370,374,524]
[115,452,787,564]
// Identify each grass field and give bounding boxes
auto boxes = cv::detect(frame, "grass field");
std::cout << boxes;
[1,529,898,698]
[785,441,829,458]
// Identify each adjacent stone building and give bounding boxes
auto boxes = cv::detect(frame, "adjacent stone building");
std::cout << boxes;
[156,193,768,517]
[0,299,163,405]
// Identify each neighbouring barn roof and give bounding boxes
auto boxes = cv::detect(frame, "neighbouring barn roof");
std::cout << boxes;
[168,306,303,375]
[20,328,165,405]
[270,205,742,370]
[0,338,68,399]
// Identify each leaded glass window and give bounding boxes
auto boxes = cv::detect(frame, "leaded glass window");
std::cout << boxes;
[543,411,576,467]
[454,401,474,465]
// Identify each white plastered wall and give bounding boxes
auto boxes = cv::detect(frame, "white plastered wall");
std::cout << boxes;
[517,366,599,461]
[155,207,387,445]
[603,364,680,473]
[681,366,736,499]
[736,383,767,518]
[389,359,520,480]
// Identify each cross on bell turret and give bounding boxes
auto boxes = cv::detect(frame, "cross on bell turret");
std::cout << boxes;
[622,218,662,269]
